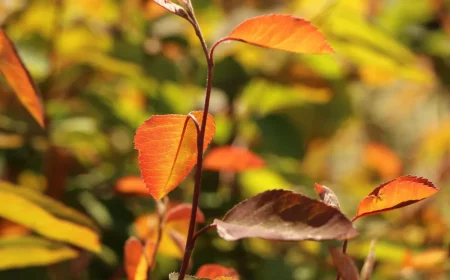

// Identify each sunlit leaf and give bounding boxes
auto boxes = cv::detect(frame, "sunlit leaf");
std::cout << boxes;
[153,0,190,20]
[213,190,357,241]
[354,176,438,221]
[314,183,341,209]
[0,29,44,127]
[402,248,447,270]
[204,146,265,172]
[0,184,100,252]
[166,203,205,223]
[219,14,333,54]
[134,111,215,200]
[0,181,99,232]
[196,264,239,279]
[134,203,204,258]
[124,237,148,280]
[115,176,151,196]
[329,247,360,280]
[365,142,402,179]
[0,236,78,270]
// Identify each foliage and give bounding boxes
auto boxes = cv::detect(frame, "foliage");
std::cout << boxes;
[0,0,449,279]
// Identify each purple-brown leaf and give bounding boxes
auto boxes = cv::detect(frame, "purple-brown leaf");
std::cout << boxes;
[213,190,357,241]
[153,0,190,20]
[329,247,360,280]
[314,183,341,210]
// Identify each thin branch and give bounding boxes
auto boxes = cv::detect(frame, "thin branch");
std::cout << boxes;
[178,3,216,279]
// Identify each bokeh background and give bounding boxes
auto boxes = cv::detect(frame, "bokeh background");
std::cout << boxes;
[0,0,449,279]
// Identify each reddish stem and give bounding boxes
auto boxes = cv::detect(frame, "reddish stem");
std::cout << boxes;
[178,5,215,280]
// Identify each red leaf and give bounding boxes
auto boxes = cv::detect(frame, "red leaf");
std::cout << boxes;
[329,247,360,280]
[115,176,151,196]
[204,146,265,172]
[0,29,44,127]
[124,237,147,280]
[134,111,215,200]
[213,190,357,241]
[314,183,341,209]
[196,264,239,279]
[219,14,334,54]
[354,176,438,221]
[166,203,205,223]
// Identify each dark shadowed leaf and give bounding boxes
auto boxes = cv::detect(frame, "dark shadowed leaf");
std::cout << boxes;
[314,183,341,209]
[354,176,438,221]
[329,247,360,280]
[213,190,357,241]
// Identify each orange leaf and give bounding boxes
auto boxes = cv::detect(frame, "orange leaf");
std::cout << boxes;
[134,111,215,200]
[196,264,239,280]
[124,237,148,280]
[134,203,204,259]
[354,176,438,221]
[204,146,265,172]
[220,14,334,54]
[0,219,29,237]
[115,176,151,196]
[166,203,205,223]
[0,29,44,127]
[402,248,447,270]
[365,142,402,179]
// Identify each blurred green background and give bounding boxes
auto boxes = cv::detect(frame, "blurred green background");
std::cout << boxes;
[0,0,449,279]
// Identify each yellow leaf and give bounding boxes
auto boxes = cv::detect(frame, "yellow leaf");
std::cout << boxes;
[0,236,78,269]
[0,187,100,252]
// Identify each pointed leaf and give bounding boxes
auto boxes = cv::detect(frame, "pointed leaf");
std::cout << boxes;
[0,29,44,127]
[153,0,190,20]
[116,176,151,196]
[169,273,209,280]
[134,203,204,259]
[220,14,334,54]
[0,181,99,232]
[354,176,438,221]
[196,264,239,279]
[204,146,265,172]
[134,111,215,200]
[124,237,148,280]
[329,247,360,280]
[0,186,100,252]
[314,183,341,209]
[0,236,78,269]
[213,190,357,241]
[166,203,205,223]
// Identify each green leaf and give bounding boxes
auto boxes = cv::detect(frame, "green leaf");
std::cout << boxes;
[0,236,78,270]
